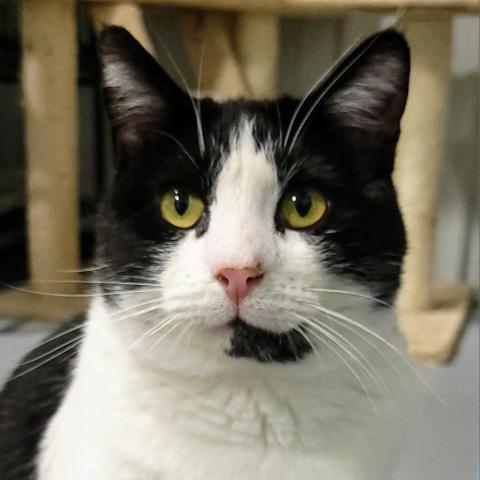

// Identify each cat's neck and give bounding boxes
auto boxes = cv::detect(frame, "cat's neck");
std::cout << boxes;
[71,297,393,450]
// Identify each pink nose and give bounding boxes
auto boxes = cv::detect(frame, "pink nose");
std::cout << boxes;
[216,265,263,305]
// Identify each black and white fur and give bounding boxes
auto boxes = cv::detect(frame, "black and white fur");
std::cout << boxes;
[0,27,410,480]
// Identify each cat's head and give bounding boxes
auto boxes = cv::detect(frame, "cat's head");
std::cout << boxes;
[95,27,409,371]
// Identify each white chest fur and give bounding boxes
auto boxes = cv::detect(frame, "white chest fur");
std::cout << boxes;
[37,300,408,480]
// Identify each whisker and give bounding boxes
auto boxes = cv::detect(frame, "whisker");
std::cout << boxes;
[10,340,82,381]
[294,312,381,392]
[150,28,205,156]
[287,32,385,155]
[299,300,447,406]
[304,287,392,308]
[0,282,163,299]
[111,297,164,318]
[194,24,208,155]
[127,313,179,351]
[29,323,85,351]
[157,130,199,168]
[140,321,183,363]
[303,313,395,411]
[287,320,324,381]
[301,323,377,416]
[320,311,418,403]
[58,264,108,274]
[111,302,164,325]
[172,319,195,350]
[31,279,161,288]
[282,31,367,151]
[274,100,284,149]
[17,335,84,367]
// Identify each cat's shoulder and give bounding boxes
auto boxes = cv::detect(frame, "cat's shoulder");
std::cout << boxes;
[0,316,84,480]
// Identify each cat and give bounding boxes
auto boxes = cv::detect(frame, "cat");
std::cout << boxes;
[0,26,411,480]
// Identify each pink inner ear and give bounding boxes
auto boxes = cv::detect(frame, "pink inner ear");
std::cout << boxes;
[215,265,264,305]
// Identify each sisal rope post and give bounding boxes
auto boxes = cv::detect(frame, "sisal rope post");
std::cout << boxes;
[179,12,251,100]
[394,14,471,362]
[22,0,80,294]
[0,0,87,321]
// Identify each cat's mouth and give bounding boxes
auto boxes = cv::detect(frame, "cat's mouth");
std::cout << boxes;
[225,317,311,363]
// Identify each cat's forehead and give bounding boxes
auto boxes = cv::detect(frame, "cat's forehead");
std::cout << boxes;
[213,119,279,201]
[203,98,293,151]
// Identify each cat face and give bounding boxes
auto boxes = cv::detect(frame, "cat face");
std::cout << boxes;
[95,27,409,366]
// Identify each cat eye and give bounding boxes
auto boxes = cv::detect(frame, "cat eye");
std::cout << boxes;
[280,189,327,229]
[159,188,205,229]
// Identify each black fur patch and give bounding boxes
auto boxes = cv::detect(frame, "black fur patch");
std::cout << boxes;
[227,318,311,363]
[0,318,83,480]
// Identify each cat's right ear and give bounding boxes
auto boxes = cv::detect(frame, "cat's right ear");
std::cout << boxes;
[98,26,186,151]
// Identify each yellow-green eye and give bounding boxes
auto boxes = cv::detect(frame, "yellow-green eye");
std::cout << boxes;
[280,189,327,229]
[159,188,205,229]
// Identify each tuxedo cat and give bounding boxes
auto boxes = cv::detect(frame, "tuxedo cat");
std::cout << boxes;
[0,26,411,480]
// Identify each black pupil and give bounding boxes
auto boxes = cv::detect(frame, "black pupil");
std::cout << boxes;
[173,190,189,216]
[292,191,312,217]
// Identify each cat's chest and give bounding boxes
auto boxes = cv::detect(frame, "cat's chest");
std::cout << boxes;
[39,360,386,480]
[41,390,359,480]
[38,310,402,480]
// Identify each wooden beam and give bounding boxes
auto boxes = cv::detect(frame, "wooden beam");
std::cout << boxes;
[180,12,250,99]
[81,0,478,14]
[236,14,280,99]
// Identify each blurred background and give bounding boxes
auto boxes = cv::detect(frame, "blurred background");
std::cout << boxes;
[0,1,478,478]
[0,4,477,286]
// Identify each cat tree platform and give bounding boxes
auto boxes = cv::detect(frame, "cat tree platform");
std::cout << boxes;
[0,0,475,362]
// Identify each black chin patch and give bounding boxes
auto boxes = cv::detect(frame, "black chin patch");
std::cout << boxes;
[227,318,311,363]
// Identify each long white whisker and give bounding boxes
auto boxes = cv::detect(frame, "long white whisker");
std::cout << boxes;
[288,321,325,383]
[16,336,84,367]
[287,33,384,155]
[127,313,179,351]
[157,130,199,168]
[195,25,208,153]
[111,302,164,324]
[300,300,447,406]
[141,321,182,363]
[275,100,284,149]
[32,279,160,288]
[10,340,82,381]
[305,287,392,308]
[0,282,163,299]
[29,323,85,351]
[301,322,377,415]
[305,313,395,411]
[58,264,108,273]
[173,319,195,350]
[321,310,418,403]
[150,29,205,155]
[111,298,164,318]
[283,32,365,150]
[294,312,380,391]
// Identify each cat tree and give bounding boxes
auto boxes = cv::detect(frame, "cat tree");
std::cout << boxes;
[0,0,475,362]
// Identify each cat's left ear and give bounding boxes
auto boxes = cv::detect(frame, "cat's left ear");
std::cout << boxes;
[98,26,187,149]
[315,29,410,138]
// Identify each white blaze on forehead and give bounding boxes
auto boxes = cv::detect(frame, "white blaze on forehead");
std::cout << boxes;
[205,121,279,271]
